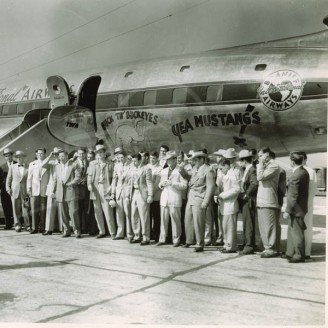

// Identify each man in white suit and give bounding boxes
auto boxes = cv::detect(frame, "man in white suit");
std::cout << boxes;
[157,151,187,247]
[87,144,116,239]
[6,150,30,232]
[27,148,50,233]
[129,153,153,245]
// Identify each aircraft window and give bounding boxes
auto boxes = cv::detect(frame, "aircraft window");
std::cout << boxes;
[173,88,187,104]
[223,83,259,101]
[118,93,129,107]
[206,85,223,102]
[32,101,50,109]
[2,104,16,116]
[144,90,157,106]
[0,106,2,115]
[255,64,267,71]
[188,87,207,102]
[96,94,118,109]
[156,89,172,105]
[17,103,32,115]
[302,82,328,97]
[129,92,144,107]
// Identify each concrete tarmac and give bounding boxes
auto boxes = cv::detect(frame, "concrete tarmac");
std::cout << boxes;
[0,201,326,325]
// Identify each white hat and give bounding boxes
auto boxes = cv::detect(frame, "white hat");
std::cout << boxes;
[114,147,123,155]
[238,149,253,159]
[213,149,226,156]
[13,150,27,158]
[186,150,194,158]
[223,148,237,159]
[3,148,13,156]
[53,147,63,154]
[95,144,107,153]
[165,150,178,160]
[190,151,208,159]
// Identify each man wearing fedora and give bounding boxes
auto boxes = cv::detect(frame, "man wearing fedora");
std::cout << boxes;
[129,153,153,245]
[238,149,259,254]
[256,147,281,258]
[184,151,215,252]
[111,150,132,240]
[87,144,116,239]
[27,148,50,234]
[6,150,30,232]
[0,148,15,230]
[53,150,81,238]
[223,148,243,184]
[157,151,187,246]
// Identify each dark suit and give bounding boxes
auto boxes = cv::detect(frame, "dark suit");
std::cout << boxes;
[239,165,259,251]
[0,161,15,228]
[285,166,309,261]
[76,160,89,233]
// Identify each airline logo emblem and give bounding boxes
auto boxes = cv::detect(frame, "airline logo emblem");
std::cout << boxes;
[257,70,305,111]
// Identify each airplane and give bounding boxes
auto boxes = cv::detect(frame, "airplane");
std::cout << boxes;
[0,19,327,168]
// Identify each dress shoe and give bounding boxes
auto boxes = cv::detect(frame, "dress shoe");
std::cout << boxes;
[76,234,82,239]
[215,241,224,246]
[156,242,166,246]
[204,241,211,246]
[173,243,180,247]
[288,258,305,263]
[221,249,237,253]
[42,231,52,235]
[62,234,71,238]
[29,230,37,234]
[305,255,311,260]
[240,247,254,255]
[26,227,31,232]
[15,227,21,233]
[113,236,124,240]
[194,247,204,252]
[260,252,277,258]
[4,226,12,230]
[140,241,150,246]
[96,234,106,239]
[281,253,292,260]
[182,244,191,248]
[130,239,141,244]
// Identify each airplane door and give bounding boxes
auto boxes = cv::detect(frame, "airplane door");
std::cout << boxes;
[46,76,72,108]
[76,75,101,131]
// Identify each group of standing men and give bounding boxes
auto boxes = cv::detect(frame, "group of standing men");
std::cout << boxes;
[0,142,316,263]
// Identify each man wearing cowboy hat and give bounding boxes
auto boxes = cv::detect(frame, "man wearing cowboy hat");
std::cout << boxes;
[184,151,215,252]
[87,144,116,239]
[53,150,82,238]
[0,148,15,230]
[238,149,259,255]
[41,147,62,235]
[223,148,243,184]
[6,150,30,232]
[157,151,187,247]
[27,148,50,234]
[111,150,132,240]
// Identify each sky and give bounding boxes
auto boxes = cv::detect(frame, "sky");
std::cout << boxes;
[0,0,327,82]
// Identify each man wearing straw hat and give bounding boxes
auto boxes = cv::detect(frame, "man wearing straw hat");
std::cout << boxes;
[183,151,215,252]
[87,144,116,239]
[0,148,15,230]
[157,150,187,247]
[6,150,30,232]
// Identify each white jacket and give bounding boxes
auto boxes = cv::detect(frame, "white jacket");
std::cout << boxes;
[219,174,240,215]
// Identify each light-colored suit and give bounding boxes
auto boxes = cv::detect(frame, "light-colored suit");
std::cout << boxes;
[185,164,215,247]
[6,163,30,228]
[87,160,116,236]
[158,166,187,243]
[27,160,50,231]
[112,162,131,238]
[130,164,153,241]
[219,173,240,251]
[53,161,81,236]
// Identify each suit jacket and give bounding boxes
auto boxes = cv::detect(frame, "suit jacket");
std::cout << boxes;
[6,163,28,199]
[54,161,81,202]
[27,160,50,197]
[87,160,114,200]
[241,166,258,200]
[219,173,240,215]
[112,162,132,199]
[285,166,309,218]
[46,164,57,197]
[0,161,16,190]
[187,164,215,207]
[277,168,287,207]
[75,159,89,200]
[148,163,162,201]
[256,159,280,209]
[128,164,153,202]
[159,166,187,207]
